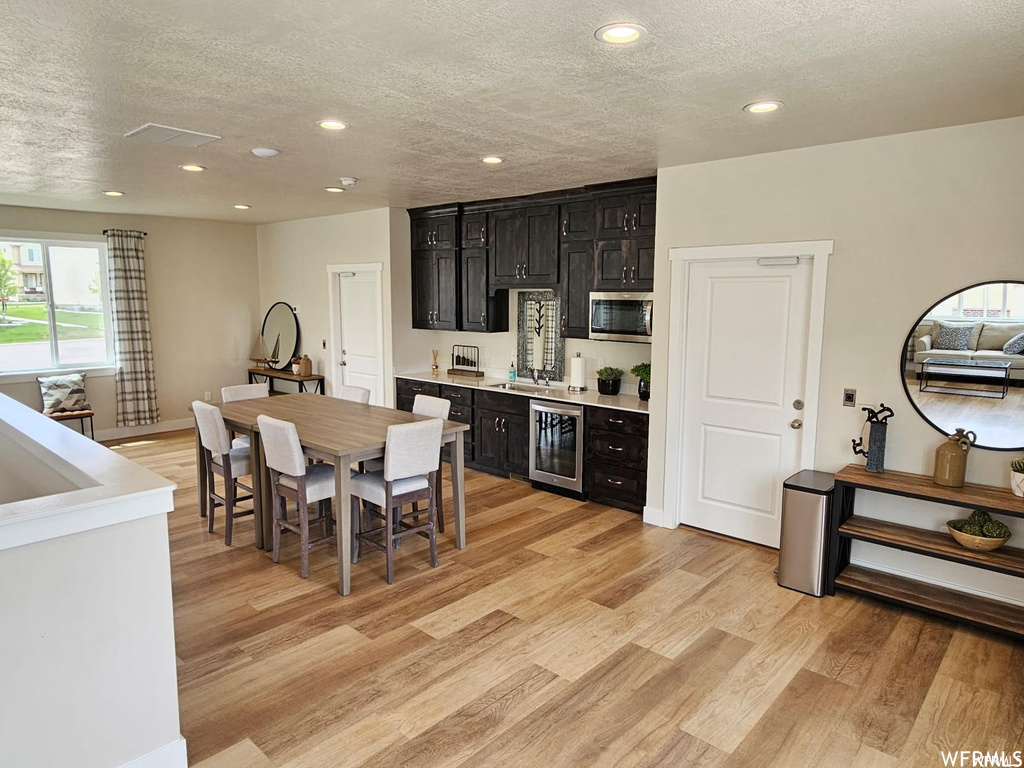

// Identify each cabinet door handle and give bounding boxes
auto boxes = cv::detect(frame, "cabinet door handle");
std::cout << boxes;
[562,218,567,237]
[501,418,506,432]
[412,386,424,392]
[630,266,636,283]
[429,231,434,245]
[480,227,485,243]
[515,264,521,279]
[608,418,625,425]
[623,216,629,234]
[608,445,624,452]
[607,478,624,486]
[522,263,528,277]
[494,417,500,431]
[561,314,567,333]
[622,266,627,283]
[632,212,637,230]
[480,312,486,326]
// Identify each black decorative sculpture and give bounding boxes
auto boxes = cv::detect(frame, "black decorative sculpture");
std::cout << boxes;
[852,403,895,473]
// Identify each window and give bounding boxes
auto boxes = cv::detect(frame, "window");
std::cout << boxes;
[0,236,114,374]
[926,282,1024,322]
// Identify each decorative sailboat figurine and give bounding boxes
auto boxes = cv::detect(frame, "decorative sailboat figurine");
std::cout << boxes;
[267,334,281,368]
[249,334,270,369]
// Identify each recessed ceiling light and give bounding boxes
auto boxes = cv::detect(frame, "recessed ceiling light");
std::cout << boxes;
[317,119,348,131]
[250,147,280,158]
[324,186,345,193]
[234,204,251,210]
[481,156,504,164]
[595,23,647,44]
[179,164,206,172]
[103,190,124,197]
[743,101,783,114]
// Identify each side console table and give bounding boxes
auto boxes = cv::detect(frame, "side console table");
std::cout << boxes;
[247,367,325,395]
[828,463,1024,638]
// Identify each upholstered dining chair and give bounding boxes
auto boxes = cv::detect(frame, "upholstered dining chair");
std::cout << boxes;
[193,401,254,546]
[257,414,339,579]
[221,383,269,449]
[350,418,443,584]
[362,394,451,531]
[337,385,371,404]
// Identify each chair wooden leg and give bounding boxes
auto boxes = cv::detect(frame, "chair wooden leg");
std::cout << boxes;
[350,496,361,564]
[325,498,334,537]
[272,491,283,564]
[224,471,236,546]
[436,461,445,534]
[206,463,217,534]
[385,487,395,585]
[299,496,310,579]
[428,473,439,568]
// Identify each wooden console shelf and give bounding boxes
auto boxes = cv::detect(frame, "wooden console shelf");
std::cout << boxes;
[247,367,325,395]
[839,515,1024,578]
[835,565,1024,638]
[829,463,1024,639]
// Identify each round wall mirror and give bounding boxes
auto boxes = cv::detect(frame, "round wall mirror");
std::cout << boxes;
[261,302,298,370]
[900,281,1024,451]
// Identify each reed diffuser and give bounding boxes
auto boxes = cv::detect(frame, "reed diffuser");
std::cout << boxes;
[431,349,439,373]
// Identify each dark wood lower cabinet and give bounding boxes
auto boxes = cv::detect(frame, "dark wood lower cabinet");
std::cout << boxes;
[473,407,528,476]
[585,406,649,513]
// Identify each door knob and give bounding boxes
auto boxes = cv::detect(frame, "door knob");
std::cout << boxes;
[340,361,347,366]
[790,419,803,430]
[793,399,805,410]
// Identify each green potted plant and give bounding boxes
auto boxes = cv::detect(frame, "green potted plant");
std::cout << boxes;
[595,366,624,396]
[1011,458,1024,498]
[631,362,651,401]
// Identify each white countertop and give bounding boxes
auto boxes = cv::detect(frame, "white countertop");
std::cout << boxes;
[397,370,649,414]
[0,394,175,551]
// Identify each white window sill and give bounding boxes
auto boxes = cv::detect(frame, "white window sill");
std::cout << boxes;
[0,366,117,385]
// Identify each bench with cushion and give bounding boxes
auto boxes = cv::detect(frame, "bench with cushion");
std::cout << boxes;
[37,372,95,439]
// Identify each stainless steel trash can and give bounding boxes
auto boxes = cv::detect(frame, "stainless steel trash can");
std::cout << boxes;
[778,470,835,597]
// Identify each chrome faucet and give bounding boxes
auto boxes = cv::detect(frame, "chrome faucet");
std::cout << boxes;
[529,367,540,385]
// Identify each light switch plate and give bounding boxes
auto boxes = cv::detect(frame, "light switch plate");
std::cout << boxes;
[843,388,857,407]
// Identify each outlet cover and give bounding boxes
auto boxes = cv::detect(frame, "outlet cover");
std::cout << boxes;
[204,391,212,401]
[843,388,857,407]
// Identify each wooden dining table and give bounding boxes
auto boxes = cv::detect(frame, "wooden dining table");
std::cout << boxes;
[194,392,470,595]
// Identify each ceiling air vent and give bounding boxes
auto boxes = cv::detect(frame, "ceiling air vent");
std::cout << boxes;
[124,123,221,147]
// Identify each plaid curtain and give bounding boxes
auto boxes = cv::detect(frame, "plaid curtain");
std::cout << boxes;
[106,229,160,426]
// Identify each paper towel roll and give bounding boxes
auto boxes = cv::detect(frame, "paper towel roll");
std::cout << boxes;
[569,355,587,392]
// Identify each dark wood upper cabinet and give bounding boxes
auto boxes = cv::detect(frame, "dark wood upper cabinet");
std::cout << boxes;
[522,204,558,285]
[559,241,594,339]
[461,213,487,248]
[632,237,655,290]
[593,238,653,291]
[411,212,457,250]
[595,191,655,240]
[594,239,629,290]
[488,208,521,286]
[411,250,435,329]
[633,192,657,238]
[411,249,457,329]
[595,195,632,239]
[434,250,458,330]
[559,200,595,242]
[460,248,488,333]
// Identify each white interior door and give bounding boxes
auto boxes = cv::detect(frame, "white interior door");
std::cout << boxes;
[333,269,384,404]
[680,258,812,547]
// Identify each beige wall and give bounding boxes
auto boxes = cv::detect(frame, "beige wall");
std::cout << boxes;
[0,206,259,432]
[256,207,401,403]
[649,116,1024,599]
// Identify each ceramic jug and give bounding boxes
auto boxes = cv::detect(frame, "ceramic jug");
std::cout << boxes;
[299,354,313,377]
[933,428,976,488]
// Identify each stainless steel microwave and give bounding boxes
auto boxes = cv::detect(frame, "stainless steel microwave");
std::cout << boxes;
[589,292,653,343]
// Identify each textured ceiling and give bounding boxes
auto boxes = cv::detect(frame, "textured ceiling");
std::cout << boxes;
[1,0,1023,224]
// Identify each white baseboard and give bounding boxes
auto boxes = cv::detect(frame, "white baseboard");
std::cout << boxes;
[96,418,193,442]
[120,737,187,768]
[643,505,675,529]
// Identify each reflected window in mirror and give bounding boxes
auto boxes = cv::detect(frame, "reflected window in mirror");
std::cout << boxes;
[516,291,565,381]
[901,281,1024,451]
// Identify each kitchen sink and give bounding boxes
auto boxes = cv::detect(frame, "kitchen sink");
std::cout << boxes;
[488,382,555,394]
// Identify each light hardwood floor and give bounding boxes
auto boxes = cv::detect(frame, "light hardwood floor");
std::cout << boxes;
[108,430,1024,768]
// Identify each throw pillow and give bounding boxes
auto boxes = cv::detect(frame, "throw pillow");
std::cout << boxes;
[933,321,974,351]
[1004,332,1024,356]
[37,373,90,414]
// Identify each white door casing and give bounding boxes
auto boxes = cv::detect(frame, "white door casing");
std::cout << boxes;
[327,264,385,405]
[652,241,833,539]
[681,259,810,547]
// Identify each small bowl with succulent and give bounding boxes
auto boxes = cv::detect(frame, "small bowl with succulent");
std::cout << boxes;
[947,510,1012,552]
[1011,458,1024,498]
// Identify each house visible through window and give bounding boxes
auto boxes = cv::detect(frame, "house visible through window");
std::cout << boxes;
[0,237,114,374]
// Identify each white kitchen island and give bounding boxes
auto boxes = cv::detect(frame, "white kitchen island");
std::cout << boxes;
[0,394,185,768]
